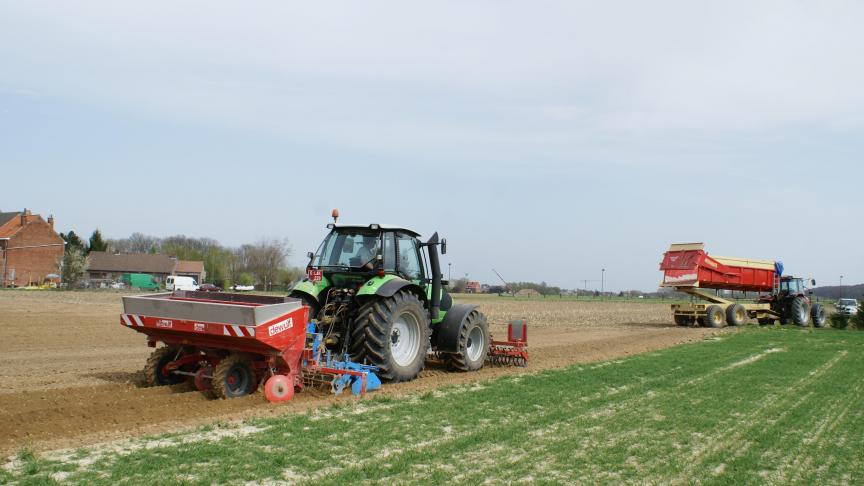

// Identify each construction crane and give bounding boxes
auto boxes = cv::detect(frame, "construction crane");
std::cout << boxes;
[492,268,516,297]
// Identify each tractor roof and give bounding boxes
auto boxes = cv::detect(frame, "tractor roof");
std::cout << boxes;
[327,224,420,238]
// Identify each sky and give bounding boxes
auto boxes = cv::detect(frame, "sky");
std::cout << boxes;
[1,1,862,291]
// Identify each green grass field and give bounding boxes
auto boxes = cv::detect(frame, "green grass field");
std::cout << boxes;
[4,327,863,485]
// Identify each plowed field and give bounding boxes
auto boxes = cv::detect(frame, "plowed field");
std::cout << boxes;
[0,291,717,454]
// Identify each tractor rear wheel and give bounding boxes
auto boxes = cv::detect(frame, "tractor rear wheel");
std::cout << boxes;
[811,303,827,328]
[144,347,184,387]
[212,354,256,399]
[726,304,746,326]
[353,290,430,382]
[790,297,811,327]
[446,309,489,371]
[704,305,726,328]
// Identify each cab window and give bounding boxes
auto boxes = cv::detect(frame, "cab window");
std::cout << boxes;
[396,234,423,281]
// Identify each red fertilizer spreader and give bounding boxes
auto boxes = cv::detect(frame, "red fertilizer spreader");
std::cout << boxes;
[121,291,380,403]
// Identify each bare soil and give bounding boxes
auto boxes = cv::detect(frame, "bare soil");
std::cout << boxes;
[0,291,720,454]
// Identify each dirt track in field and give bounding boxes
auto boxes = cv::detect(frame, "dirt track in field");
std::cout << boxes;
[0,291,720,454]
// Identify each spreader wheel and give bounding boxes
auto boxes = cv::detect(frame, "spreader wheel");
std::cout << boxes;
[212,354,257,399]
[264,375,295,403]
[674,314,693,327]
[144,347,184,387]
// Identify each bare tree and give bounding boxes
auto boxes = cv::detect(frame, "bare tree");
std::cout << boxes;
[60,247,87,289]
[246,238,292,290]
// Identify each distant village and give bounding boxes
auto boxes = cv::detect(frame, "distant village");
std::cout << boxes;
[1,207,672,297]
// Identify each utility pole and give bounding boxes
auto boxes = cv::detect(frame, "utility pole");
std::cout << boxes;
[840,275,844,299]
[601,268,605,297]
[448,263,451,281]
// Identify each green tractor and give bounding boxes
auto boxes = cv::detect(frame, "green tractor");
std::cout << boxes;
[289,217,489,382]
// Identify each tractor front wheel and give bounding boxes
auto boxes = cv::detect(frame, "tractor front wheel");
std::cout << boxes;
[353,291,430,382]
[811,303,827,328]
[447,309,489,371]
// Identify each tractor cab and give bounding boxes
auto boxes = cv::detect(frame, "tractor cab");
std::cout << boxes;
[777,276,815,297]
[310,224,431,285]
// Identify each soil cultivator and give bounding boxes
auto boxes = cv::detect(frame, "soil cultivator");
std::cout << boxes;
[122,290,527,403]
[487,319,529,367]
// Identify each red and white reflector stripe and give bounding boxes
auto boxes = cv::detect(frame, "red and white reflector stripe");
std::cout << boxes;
[122,314,144,327]
[222,325,256,337]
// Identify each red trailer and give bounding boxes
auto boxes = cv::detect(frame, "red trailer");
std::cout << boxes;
[659,243,826,328]
[121,291,380,402]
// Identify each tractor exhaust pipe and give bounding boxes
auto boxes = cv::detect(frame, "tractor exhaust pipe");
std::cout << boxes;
[426,232,442,321]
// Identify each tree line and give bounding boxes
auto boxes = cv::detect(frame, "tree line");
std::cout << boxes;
[58,229,301,290]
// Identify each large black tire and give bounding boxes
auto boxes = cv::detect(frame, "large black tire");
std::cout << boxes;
[811,303,827,328]
[674,314,693,327]
[144,347,184,387]
[447,310,489,371]
[704,305,726,328]
[726,304,746,326]
[790,297,811,327]
[352,291,430,382]
[212,354,256,399]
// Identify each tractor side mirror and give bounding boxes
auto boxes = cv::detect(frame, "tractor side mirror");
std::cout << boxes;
[307,251,314,260]
[441,238,447,255]
[811,279,816,286]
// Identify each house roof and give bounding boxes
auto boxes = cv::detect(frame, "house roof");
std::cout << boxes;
[87,252,177,274]
[175,260,205,274]
[0,212,19,227]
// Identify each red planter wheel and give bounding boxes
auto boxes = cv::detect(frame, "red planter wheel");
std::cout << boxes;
[264,375,294,403]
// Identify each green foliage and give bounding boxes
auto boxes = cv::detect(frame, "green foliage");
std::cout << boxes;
[59,230,86,252]
[852,302,864,330]
[87,229,107,254]
[830,312,850,329]
[236,273,254,286]
[59,247,86,289]
[511,281,562,296]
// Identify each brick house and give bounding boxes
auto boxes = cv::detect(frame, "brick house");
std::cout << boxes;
[86,252,206,286]
[0,209,65,287]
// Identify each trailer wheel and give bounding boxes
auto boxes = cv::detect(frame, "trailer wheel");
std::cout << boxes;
[144,347,184,387]
[212,354,256,399]
[758,317,774,326]
[726,304,746,326]
[704,305,726,328]
[811,303,827,328]
[790,297,811,327]
[446,309,489,372]
[674,314,693,326]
